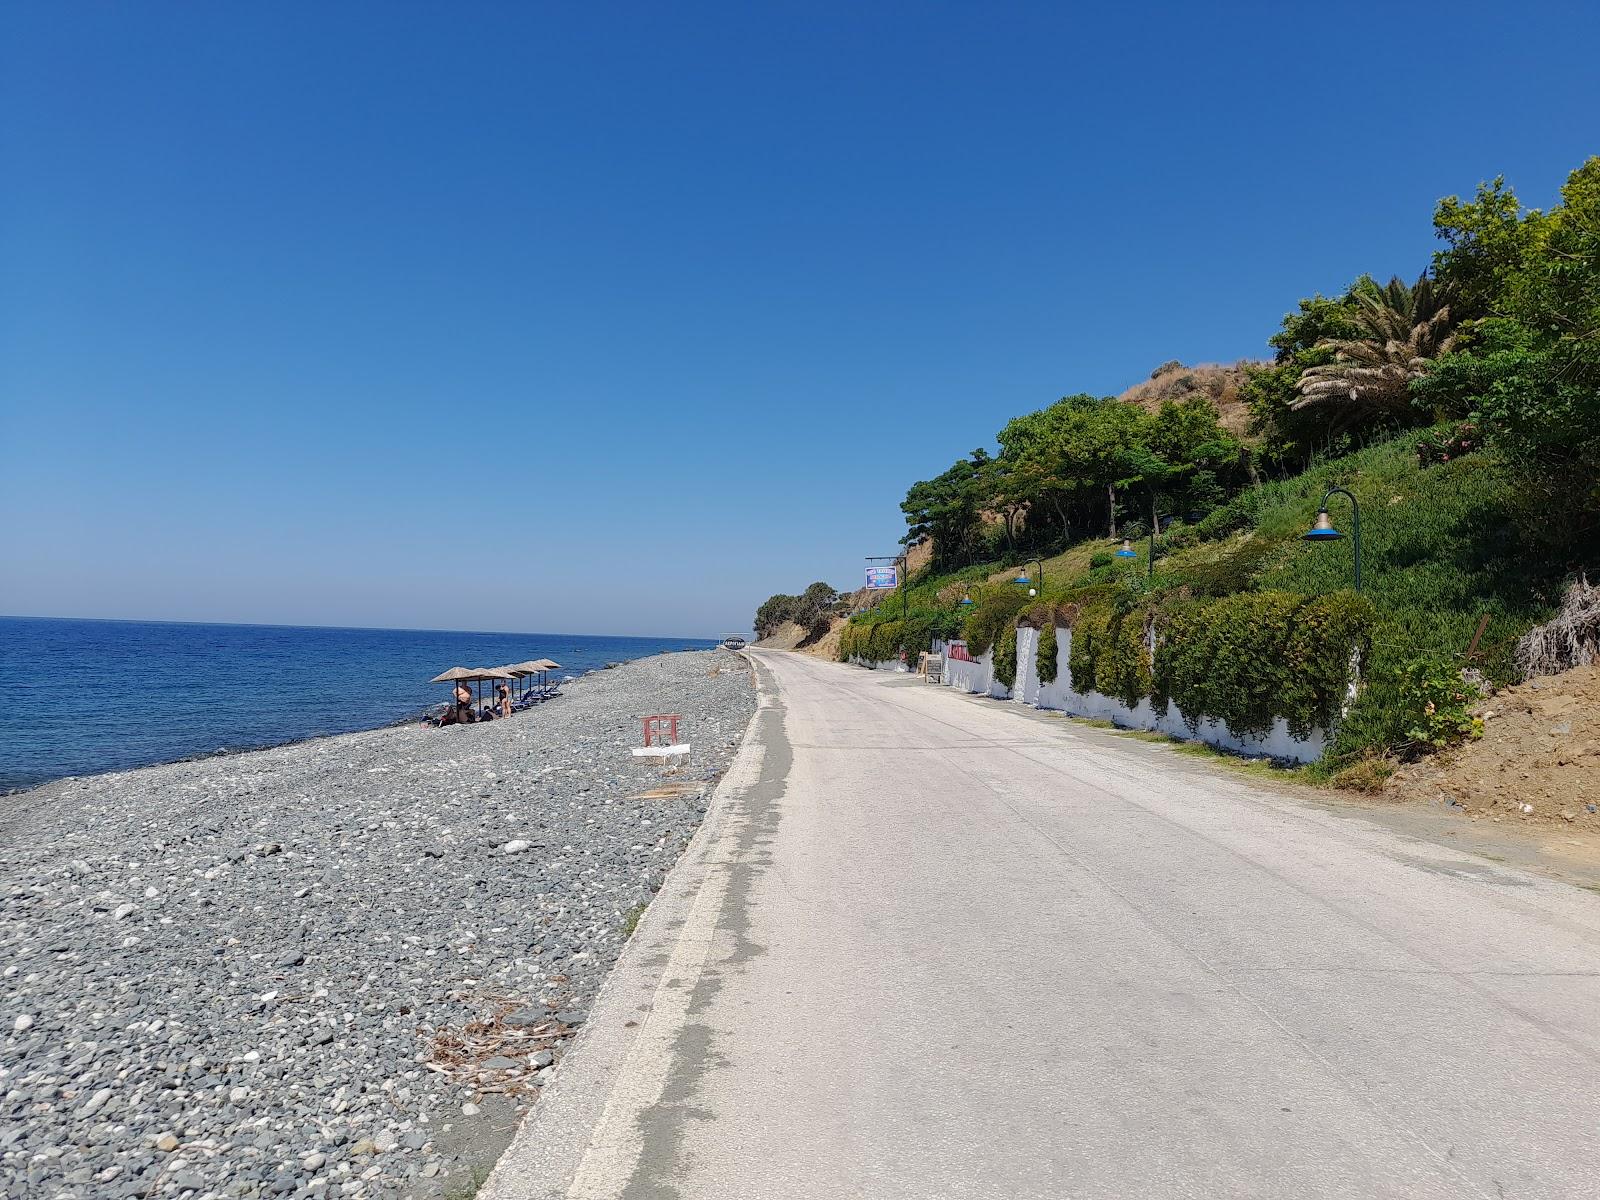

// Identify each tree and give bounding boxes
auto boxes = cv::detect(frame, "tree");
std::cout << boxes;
[901,450,993,568]
[1432,176,1546,322]
[753,594,799,639]
[795,582,842,634]
[1245,287,1371,473]
[1293,274,1459,427]
[1141,397,1242,523]
[1417,157,1600,517]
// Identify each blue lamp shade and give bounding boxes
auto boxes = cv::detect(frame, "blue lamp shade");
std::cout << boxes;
[1303,509,1344,540]
[1114,538,1138,558]
[1013,574,1032,586]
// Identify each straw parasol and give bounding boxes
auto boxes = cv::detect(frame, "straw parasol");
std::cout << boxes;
[430,667,475,683]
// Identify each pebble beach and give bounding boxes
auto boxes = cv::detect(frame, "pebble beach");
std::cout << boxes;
[0,650,756,1199]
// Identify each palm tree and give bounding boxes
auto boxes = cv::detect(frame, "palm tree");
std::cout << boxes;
[1293,274,1458,425]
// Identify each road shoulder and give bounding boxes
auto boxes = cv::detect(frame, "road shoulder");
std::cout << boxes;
[480,655,784,1200]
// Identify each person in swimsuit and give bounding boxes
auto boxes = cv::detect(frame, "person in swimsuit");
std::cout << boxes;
[453,681,475,723]
[496,682,512,718]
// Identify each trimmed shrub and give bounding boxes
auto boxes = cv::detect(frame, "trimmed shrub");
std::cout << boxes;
[1094,606,1154,708]
[961,587,1031,655]
[1037,625,1059,684]
[1154,590,1372,739]
[994,629,1018,689]
[1068,605,1109,690]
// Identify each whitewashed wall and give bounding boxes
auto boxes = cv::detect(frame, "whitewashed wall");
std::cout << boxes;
[1014,625,1041,706]
[1005,626,1327,763]
[938,647,1008,698]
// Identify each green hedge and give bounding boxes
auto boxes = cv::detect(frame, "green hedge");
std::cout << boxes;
[960,586,1031,655]
[1060,590,1371,740]
[1153,590,1372,738]
[837,609,957,664]
[1037,626,1059,684]
[994,631,1018,689]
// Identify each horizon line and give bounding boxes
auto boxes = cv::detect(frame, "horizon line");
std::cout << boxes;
[0,612,731,643]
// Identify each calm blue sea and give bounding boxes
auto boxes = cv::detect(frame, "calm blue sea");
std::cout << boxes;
[0,617,718,792]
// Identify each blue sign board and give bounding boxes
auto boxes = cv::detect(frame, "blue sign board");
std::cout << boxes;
[865,566,899,590]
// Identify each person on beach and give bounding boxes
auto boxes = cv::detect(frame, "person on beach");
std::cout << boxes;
[452,681,475,724]
[496,682,512,718]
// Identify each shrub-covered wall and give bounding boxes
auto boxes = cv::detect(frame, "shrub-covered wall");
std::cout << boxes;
[837,610,959,664]
[1054,589,1371,743]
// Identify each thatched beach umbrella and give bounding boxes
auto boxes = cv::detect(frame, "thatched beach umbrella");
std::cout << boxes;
[471,667,513,713]
[508,660,543,699]
[430,667,476,717]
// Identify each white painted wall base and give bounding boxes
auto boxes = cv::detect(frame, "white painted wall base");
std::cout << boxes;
[964,627,1326,763]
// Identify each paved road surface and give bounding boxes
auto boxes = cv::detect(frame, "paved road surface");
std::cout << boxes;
[486,651,1600,1199]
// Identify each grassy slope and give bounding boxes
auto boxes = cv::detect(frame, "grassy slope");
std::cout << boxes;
[864,432,1569,760]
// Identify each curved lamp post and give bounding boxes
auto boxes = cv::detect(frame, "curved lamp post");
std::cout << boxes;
[1303,486,1361,592]
[1012,559,1045,598]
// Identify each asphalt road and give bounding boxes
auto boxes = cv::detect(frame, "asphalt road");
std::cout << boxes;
[485,650,1600,1200]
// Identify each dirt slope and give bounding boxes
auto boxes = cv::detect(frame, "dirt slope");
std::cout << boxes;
[1385,665,1600,829]
[1116,360,1262,438]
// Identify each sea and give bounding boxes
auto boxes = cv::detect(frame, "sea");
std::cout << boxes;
[0,616,720,793]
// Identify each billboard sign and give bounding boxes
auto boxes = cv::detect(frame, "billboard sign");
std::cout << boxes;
[865,565,899,590]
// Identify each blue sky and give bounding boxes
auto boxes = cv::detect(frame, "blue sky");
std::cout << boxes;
[2,2,1596,638]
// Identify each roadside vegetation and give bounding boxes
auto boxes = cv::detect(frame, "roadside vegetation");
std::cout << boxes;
[772,156,1600,777]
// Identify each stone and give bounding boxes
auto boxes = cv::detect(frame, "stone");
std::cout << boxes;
[503,839,532,854]
[13,1014,34,1033]
[155,1133,179,1152]
[301,1151,326,1171]
[481,1056,520,1071]
[81,1088,113,1117]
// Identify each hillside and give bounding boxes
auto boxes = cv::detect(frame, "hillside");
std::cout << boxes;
[1115,359,1259,438]
[756,157,1598,795]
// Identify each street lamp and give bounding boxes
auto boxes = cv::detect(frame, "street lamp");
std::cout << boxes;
[1303,486,1361,592]
[1012,559,1044,598]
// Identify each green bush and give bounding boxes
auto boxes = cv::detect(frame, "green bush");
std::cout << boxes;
[1398,653,1484,753]
[960,587,1031,655]
[1037,625,1059,684]
[837,608,954,664]
[994,629,1018,689]
[1068,605,1109,690]
[1154,590,1372,739]
[1094,606,1154,708]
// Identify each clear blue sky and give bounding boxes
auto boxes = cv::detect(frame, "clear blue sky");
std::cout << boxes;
[3,2,1596,638]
